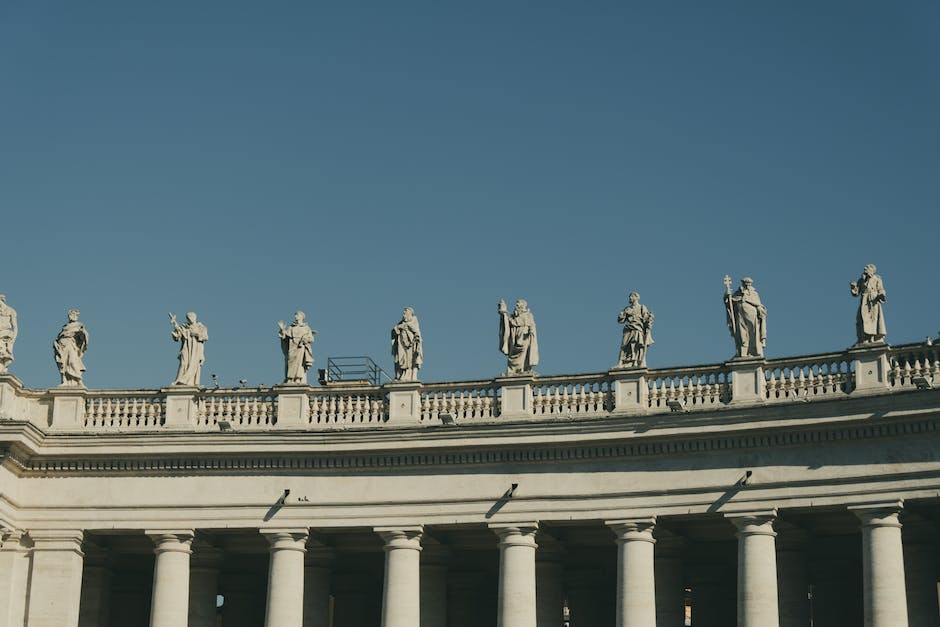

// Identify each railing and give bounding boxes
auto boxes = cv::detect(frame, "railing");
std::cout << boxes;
[532,374,611,417]
[84,392,165,430]
[420,381,497,423]
[647,365,730,411]
[889,345,940,389]
[309,389,387,427]
[764,353,852,402]
[12,341,938,433]
[195,390,277,429]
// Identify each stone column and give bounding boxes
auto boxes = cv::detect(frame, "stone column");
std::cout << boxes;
[902,517,940,627]
[78,543,112,627]
[375,526,423,627]
[420,540,449,627]
[447,571,485,627]
[607,518,656,627]
[25,529,86,627]
[147,530,194,627]
[262,529,309,627]
[535,536,565,627]
[851,504,910,627]
[654,530,686,627]
[189,543,223,627]
[491,523,539,627]
[303,543,334,627]
[0,530,30,627]
[728,512,779,627]
[775,528,809,627]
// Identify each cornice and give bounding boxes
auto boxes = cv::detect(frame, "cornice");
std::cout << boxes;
[2,399,938,477]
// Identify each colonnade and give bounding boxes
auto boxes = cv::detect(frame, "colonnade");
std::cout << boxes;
[3,503,934,627]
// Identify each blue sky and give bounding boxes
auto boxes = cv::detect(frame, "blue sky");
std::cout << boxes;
[1,1,938,389]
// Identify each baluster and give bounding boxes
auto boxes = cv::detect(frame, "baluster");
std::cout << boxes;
[901,358,913,387]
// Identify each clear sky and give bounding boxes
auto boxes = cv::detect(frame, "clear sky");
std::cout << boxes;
[1,1,938,389]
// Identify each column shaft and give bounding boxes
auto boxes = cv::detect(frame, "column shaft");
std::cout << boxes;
[148,531,194,627]
[608,519,657,627]
[189,546,223,627]
[536,558,565,627]
[654,536,686,627]
[25,530,86,627]
[492,524,539,627]
[377,527,423,627]
[303,547,334,627]
[0,531,30,627]
[263,529,309,627]
[731,514,779,627]
[854,507,909,627]
[421,560,448,627]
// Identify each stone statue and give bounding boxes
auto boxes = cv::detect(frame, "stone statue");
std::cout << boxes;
[0,295,16,373]
[277,311,316,384]
[617,292,654,368]
[724,276,767,358]
[498,299,539,375]
[169,312,208,386]
[391,307,423,382]
[850,264,887,344]
[53,309,89,386]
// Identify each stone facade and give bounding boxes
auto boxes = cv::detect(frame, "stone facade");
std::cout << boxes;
[1,341,939,626]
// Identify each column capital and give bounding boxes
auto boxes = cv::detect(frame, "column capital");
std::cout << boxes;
[375,526,423,551]
[607,517,656,543]
[849,502,903,528]
[261,528,309,551]
[489,522,539,547]
[147,529,195,555]
[726,510,777,537]
[27,529,85,555]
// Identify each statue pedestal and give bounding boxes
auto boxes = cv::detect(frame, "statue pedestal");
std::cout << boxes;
[495,373,535,419]
[49,386,87,430]
[726,357,765,405]
[848,343,890,394]
[0,373,23,421]
[608,367,648,415]
[162,386,199,428]
[274,385,310,428]
[384,381,422,425]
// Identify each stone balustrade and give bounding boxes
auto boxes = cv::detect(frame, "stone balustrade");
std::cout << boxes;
[2,341,937,433]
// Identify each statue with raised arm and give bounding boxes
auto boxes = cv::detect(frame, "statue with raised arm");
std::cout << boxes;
[724,276,767,358]
[277,311,316,384]
[850,264,887,344]
[391,307,423,382]
[54,309,89,386]
[617,292,654,368]
[0,295,16,373]
[170,311,208,386]
[498,298,539,375]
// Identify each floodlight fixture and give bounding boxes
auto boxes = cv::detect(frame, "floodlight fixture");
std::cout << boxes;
[912,376,933,390]
[218,420,233,432]
[439,413,456,426]
[666,399,685,412]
